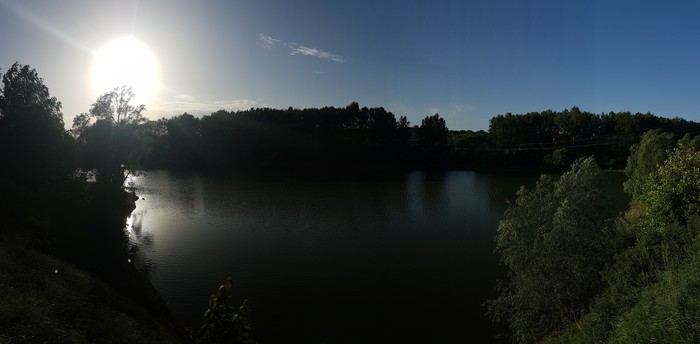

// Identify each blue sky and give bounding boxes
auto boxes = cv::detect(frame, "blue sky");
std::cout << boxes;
[1,0,699,130]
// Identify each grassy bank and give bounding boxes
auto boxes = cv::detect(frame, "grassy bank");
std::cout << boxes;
[0,236,188,344]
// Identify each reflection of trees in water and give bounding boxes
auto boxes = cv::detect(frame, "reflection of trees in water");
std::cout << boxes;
[403,171,464,216]
[479,173,541,211]
[128,210,154,248]
[126,210,155,276]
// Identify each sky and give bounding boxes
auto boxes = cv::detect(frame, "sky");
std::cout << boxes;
[1,0,700,130]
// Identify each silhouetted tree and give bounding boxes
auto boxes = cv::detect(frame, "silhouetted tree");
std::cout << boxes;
[0,63,69,184]
[141,103,416,173]
[418,113,447,146]
[166,113,201,168]
[90,86,146,126]
[70,112,91,139]
[0,63,72,230]
[0,62,62,124]
[76,86,147,192]
[124,105,700,173]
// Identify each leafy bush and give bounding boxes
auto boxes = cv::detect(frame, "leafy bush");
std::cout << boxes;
[198,276,255,344]
[638,143,700,234]
[623,129,675,199]
[488,157,617,342]
[543,135,700,343]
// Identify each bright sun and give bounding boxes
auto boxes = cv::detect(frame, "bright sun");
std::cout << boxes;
[92,37,160,104]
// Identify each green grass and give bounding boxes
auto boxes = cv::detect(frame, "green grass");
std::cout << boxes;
[541,233,700,344]
[0,236,188,344]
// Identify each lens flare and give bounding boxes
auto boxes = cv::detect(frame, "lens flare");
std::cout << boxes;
[92,37,160,104]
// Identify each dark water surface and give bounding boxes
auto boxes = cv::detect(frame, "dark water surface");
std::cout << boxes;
[125,170,573,343]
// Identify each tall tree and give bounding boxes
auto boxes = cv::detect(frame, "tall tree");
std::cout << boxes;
[165,113,201,168]
[0,62,62,125]
[0,63,68,182]
[418,113,447,146]
[89,86,146,126]
[78,86,147,191]
[0,63,71,228]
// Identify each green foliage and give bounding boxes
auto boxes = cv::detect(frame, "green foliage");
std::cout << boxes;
[608,260,700,344]
[637,143,700,235]
[199,277,255,344]
[544,147,569,167]
[449,129,488,148]
[543,135,700,343]
[623,129,675,199]
[488,157,616,342]
[548,220,700,344]
[677,133,700,151]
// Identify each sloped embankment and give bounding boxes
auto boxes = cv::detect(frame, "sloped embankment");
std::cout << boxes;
[0,237,188,343]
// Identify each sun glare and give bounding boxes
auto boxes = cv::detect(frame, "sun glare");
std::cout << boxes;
[92,37,160,104]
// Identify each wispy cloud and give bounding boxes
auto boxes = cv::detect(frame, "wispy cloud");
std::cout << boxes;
[172,94,196,101]
[259,34,283,49]
[426,104,478,119]
[212,99,261,109]
[288,44,346,63]
[258,34,346,63]
[147,95,262,118]
[424,103,481,130]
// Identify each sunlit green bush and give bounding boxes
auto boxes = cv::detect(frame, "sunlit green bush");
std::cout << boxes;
[488,157,617,342]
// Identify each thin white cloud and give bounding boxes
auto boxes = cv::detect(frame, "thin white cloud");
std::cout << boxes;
[172,94,196,101]
[426,104,477,119]
[423,103,481,130]
[288,44,346,63]
[258,34,282,49]
[258,33,346,63]
[213,99,261,108]
[427,107,441,116]
[147,96,261,118]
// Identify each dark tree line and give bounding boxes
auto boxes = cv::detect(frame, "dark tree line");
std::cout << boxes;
[5,62,700,189]
[121,106,699,174]
[5,61,700,193]
[447,106,700,169]
[488,106,684,147]
[134,103,420,175]
[72,104,699,175]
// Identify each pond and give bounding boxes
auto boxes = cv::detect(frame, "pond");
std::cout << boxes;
[126,170,615,343]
